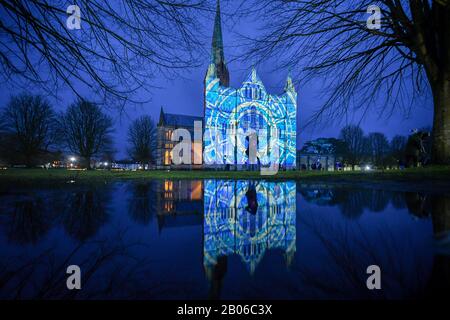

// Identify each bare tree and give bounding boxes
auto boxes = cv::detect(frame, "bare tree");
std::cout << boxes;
[59,99,113,169]
[0,0,210,105]
[390,135,407,165]
[127,115,156,166]
[340,125,365,170]
[1,94,56,167]
[243,0,450,164]
[367,132,390,168]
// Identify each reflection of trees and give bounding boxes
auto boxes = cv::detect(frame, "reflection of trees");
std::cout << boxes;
[391,192,406,210]
[299,189,339,206]
[293,193,450,298]
[427,196,450,297]
[63,189,111,241]
[337,190,366,218]
[291,213,432,299]
[0,230,158,299]
[431,195,450,236]
[7,197,50,244]
[300,187,392,219]
[405,193,431,218]
[366,190,390,213]
[299,186,443,220]
[127,182,156,225]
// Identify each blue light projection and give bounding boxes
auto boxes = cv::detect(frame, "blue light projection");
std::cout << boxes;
[203,180,296,276]
[204,66,297,168]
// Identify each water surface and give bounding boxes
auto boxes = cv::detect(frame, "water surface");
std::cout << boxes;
[0,179,448,299]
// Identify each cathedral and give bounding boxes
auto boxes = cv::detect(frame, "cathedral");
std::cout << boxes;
[203,0,297,169]
[157,0,297,170]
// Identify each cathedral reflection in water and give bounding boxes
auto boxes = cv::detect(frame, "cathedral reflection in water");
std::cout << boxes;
[156,179,297,297]
[203,180,296,278]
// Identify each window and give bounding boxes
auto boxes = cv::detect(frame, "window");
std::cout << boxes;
[166,129,172,140]
[165,180,173,191]
[164,202,173,212]
[164,150,170,165]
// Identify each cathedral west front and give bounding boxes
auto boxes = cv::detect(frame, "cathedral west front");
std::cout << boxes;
[157,0,297,170]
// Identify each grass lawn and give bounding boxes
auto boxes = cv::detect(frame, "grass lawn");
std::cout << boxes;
[1,166,450,185]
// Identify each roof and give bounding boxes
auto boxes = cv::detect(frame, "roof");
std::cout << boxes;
[210,0,229,86]
[211,0,224,65]
[243,67,264,86]
[159,108,202,127]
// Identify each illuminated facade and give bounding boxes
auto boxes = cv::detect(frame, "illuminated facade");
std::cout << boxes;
[155,179,204,232]
[203,180,296,277]
[154,0,297,170]
[203,0,297,169]
[156,107,203,169]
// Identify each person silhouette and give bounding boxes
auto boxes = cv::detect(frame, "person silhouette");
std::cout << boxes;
[245,182,258,215]
[245,134,260,171]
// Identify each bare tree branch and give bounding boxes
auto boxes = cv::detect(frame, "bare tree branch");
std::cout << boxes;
[0,0,211,106]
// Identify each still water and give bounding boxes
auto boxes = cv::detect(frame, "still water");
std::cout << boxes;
[0,180,448,299]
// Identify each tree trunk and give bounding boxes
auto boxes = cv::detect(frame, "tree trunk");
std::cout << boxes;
[431,195,450,236]
[86,156,91,170]
[432,79,450,164]
[25,153,33,168]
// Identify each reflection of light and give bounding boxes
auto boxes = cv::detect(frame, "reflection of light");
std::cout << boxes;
[203,180,296,276]
[203,69,297,167]
[165,180,173,192]
[164,202,173,212]
[191,181,202,200]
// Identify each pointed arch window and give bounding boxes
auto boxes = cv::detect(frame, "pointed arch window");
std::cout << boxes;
[164,150,171,165]
[166,129,173,140]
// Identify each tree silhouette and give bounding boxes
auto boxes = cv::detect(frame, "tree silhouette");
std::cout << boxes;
[340,125,365,170]
[59,100,113,169]
[0,0,209,105]
[366,132,390,168]
[390,135,408,166]
[1,94,57,167]
[127,116,156,167]
[243,0,450,163]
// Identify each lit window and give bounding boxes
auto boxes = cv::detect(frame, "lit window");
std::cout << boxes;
[164,180,173,191]
[164,150,170,165]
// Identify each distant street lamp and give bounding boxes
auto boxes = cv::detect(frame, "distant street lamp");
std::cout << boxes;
[69,156,77,169]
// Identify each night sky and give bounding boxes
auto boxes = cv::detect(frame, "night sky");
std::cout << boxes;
[0,0,433,159]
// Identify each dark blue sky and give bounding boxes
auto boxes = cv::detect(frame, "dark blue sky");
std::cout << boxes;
[0,0,433,159]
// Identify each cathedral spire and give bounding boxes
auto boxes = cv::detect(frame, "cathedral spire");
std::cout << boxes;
[158,106,165,126]
[212,0,223,64]
[284,72,296,93]
[210,0,229,87]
